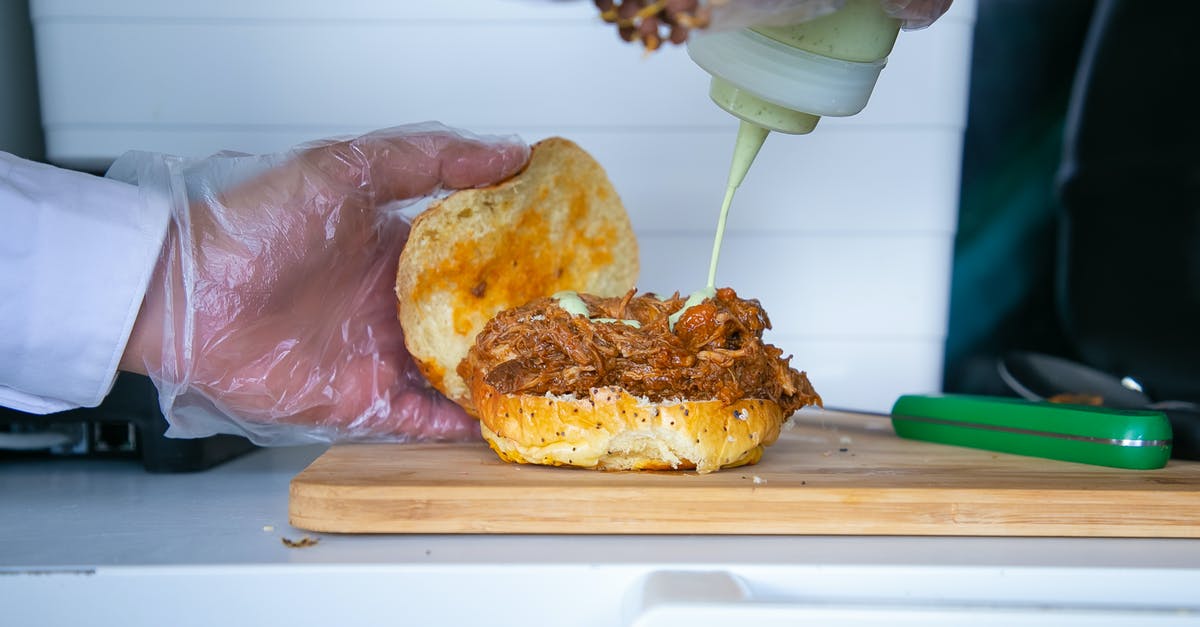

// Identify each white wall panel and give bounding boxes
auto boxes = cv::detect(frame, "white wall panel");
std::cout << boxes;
[635,231,955,338]
[30,0,976,411]
[34,2,975,140]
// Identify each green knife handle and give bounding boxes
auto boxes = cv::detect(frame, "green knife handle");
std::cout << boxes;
[890,394,1173,470]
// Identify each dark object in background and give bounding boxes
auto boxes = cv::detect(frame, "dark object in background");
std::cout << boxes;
[0,373,255,472]
[1056,0,1200,406]
[0,0,45,161]
[946,0,1199,410]
[943,0,1097,397]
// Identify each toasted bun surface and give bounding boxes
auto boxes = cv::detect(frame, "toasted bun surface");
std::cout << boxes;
[470,376,785,474]
[396,138,638,410]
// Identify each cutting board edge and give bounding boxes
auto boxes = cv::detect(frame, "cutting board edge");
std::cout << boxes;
[285,513,1200,538]
[289,478,1200,537]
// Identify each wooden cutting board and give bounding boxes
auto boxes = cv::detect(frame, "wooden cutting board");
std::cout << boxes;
[289,410,1200,536]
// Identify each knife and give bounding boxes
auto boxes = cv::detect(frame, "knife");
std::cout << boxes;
[839,394,1173,470]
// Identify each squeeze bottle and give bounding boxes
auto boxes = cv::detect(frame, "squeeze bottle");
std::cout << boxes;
[685,0,902,287]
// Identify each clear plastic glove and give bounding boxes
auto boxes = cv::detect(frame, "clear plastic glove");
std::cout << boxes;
[111,123,530,445]
[594,0,952,50]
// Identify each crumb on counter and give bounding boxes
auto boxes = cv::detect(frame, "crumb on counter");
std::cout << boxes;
[281,536,320,548]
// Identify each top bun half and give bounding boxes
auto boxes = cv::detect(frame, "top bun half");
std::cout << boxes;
[395,138,639,412]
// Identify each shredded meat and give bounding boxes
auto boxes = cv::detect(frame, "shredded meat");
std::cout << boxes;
[459,288,821,415]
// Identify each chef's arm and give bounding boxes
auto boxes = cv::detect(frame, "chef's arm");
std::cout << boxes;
[118,245,164,378]
[103,126,528,444]
[0,151,168,414]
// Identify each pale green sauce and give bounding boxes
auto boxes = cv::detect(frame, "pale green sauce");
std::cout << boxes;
[705,119,769,292]
[668,286,716,331]
[553,291,590,317]
[751,0,900,62]
[668,120,770,331]
[680,0,900,336]
[552,291,641,328]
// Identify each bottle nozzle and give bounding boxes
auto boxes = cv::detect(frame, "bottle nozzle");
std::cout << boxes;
[728,120,770,189]
[706,120,771,288]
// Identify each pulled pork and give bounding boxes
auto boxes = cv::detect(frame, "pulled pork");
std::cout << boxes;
[458,288,821,415]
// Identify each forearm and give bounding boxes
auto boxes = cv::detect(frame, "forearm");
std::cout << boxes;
[119,243,167,377]
[0,151,168,413]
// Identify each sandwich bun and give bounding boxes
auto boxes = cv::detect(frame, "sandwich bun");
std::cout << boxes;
[396,137,638,412]
[397,137,819,473]
[459,289,820,474]
[469,380,785,473]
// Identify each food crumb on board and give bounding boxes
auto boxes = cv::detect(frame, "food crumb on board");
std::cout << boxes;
[839,435,852,445]
[281,536,320,548]
[752,475,766,485]
[262,525,275,533]
[839,447,849,453]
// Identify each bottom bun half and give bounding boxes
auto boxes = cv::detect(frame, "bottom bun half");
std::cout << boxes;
[470,378,785,474]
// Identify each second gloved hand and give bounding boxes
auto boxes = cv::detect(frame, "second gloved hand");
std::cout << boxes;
[594,0,952,50]
[114,123,530,445]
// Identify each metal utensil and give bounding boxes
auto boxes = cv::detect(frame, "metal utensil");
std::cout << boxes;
[998,351,1199,460]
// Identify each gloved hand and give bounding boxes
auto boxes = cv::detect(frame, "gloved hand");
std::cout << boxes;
[114,123,530,444]
[595,0,952,50]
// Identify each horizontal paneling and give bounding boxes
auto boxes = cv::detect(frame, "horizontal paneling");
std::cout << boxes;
[33,0,976,24]
[34,15,974,131]
[31,0,614,21]
[636,231,955,338]
[562,128,965,233]
[778,337,946,411]
[34,23,716,127]
[47,127,964,233]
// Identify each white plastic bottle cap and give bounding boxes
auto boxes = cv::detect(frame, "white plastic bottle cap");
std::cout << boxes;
[687,28,889,119]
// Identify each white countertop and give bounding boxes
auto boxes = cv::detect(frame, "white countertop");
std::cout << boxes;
[4,446,1200,626]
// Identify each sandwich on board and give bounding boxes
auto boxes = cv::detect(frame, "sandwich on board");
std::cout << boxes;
[396,138,819,473]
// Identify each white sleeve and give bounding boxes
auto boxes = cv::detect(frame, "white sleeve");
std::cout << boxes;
[0,151,169,414]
